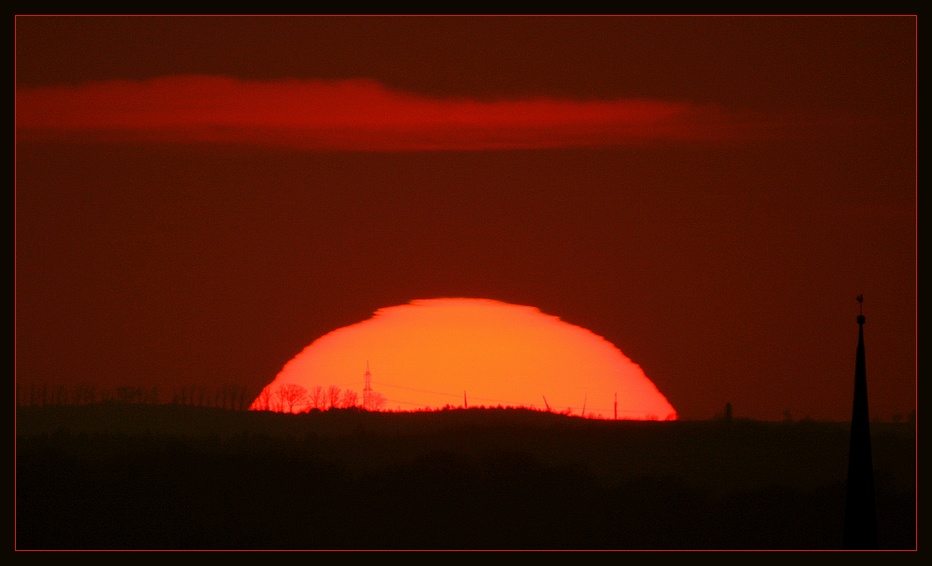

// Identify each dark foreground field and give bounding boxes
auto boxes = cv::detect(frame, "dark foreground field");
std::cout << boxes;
[16,405,915,551]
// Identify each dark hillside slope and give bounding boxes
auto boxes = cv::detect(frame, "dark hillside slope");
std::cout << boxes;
[16,405,915,550]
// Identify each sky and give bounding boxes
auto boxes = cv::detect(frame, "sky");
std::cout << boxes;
[14,15,916,421]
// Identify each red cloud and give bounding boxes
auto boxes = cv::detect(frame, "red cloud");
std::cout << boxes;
[17,76,763,151]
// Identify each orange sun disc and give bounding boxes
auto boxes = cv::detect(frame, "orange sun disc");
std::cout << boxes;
[251,298,677,420]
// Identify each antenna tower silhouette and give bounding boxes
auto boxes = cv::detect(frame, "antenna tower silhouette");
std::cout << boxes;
[363,361,373,410]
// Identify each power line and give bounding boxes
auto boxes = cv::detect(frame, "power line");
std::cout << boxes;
[371,380,462,399]
[372,381,648,417]
[369,377,659,417]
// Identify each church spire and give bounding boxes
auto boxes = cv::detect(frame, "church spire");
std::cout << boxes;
[843,294,878,549]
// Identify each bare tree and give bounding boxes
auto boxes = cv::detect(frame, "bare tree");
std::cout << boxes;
[219,384,239,410]
[235,385,248,411]
[252,387,272,411]
[326,385,342,410]
[69,384,95,406]
[274,383,309,413]
[98,388,114,403]
[221,384,242,409]
[308,385,325,410]
[16,382,30,406]
[196,386,209,407]
[172,385,189,406]
[368,391,387,411]
[116,386,141,404]
[51,384,67,406]
[340,389,359,409]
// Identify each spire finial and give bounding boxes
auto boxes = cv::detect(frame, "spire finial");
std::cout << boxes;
[856,295,865,324]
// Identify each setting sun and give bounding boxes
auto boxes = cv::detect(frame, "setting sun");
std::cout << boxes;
[251,298,677,420]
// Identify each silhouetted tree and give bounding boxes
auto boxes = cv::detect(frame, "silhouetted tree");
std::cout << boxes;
[216,384,247,410]
[308,385,326,410]
[235,385,249,411]
[369,391,387,411]
[116,386,141,404]
[274,383,309,413]
[196,386,210,407]
[326,385,342,410]
[216,384,244,410]
[68,384,97,406]
[172,385,192,406]
[49,384,67,406]
[252,387,272,411]
[98,387,115,403]
[340,389,359,409]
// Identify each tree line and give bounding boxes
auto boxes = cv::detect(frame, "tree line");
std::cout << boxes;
[251,382,387,413]
[15,381,254,411]
[14,381,388,413]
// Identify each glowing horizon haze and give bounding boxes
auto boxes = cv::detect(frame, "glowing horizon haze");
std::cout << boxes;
[251,298,678,420]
